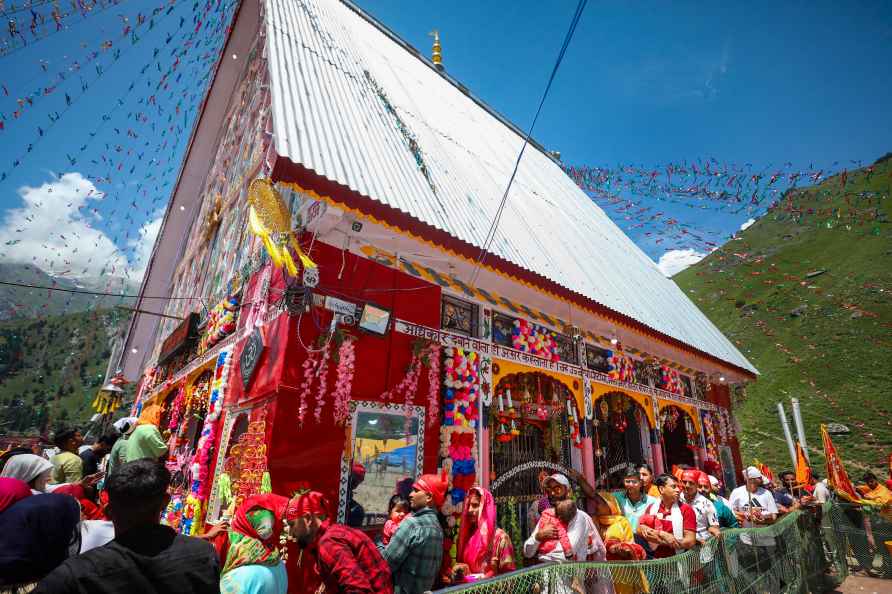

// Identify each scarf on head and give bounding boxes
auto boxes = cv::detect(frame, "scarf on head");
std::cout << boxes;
[0,477,31,512]
[0,493,81,584]
[456,487,497,573]
[222,494,290,575]
[0,454,53,486]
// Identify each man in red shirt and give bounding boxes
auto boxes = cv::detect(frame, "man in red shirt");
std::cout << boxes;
[636,473,696,558]
[287,491,393,594]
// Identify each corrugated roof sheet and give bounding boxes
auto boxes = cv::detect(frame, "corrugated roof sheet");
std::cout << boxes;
[264,0,757,374]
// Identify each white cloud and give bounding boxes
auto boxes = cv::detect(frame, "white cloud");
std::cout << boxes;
[127,212,163,283]
[0,172,158,281]
[740,217,755,231]
[657,248,706,277]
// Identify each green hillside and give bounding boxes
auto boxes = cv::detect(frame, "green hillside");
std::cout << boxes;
[0,262,138,321]
[675,155,892,476]
[0,308,127,436]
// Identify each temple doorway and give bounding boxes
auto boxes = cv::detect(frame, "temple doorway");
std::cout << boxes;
[592,391,653,488]
[660,405,697,468]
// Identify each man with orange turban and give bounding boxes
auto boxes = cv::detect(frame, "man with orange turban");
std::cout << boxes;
[287,491,392,594]
[381,474,445,594]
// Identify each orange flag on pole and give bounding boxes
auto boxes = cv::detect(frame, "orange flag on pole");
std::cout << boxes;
[821,424,862,502]
[794,442,812,487]
[754,459,774,485]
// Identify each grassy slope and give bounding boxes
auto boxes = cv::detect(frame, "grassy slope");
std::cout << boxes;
[0,308,126,435]
[674,157,892,476]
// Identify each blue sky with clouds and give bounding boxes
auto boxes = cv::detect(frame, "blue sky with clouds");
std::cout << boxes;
[0,0,890,286]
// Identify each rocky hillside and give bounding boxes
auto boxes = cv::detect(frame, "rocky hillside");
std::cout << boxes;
[674,155,892,475]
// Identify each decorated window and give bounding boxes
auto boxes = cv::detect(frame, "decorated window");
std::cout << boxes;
[585,345,611,372]
[440,295,478,337]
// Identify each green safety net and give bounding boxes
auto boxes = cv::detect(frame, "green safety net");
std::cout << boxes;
[437,501,891,594]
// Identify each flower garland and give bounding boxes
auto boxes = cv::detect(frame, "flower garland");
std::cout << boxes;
[331,338,356,426]
[442,347,479,428]
[166,386,187,432]
[511,319,559,361]
[660,365,683,394]
[608,351,634,382]
[702,411,719,461]
[162,493,185,532]
[189,349,232,505]
[199,295,240,354]
[425,343,442,426]
[297,350,321,426]
[314,345,332,424]
[440,426,476,527]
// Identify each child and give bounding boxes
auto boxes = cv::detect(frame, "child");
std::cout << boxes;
[382,496,409,546]
[535,499,576,562]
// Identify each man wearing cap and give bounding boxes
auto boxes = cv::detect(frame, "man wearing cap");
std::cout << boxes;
[288,491,393,594]
[381,474,445,593]
[680,469,720,545]
[729,466,779,584]
[523,474,604,563]
[106,417,137,479]
[700,474,738,529]
[346,462,366,527]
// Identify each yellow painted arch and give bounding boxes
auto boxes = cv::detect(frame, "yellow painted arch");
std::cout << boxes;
[590,382,655,428]
[491,358,584,417]
[657,399,702,434]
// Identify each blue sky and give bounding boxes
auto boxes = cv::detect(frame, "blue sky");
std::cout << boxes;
[0,0,890,289]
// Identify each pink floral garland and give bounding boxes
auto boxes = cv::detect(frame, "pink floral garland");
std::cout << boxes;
[314,346,332,424]
[166,386,186,432]
[425,343,441,426]
[332,339,356,426]
[297,351,321,427]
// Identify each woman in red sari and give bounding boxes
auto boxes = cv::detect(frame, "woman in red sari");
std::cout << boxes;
[452,487,516,583]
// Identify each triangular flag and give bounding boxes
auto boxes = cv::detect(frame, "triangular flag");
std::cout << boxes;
[821,424,862,502]
[795,442,812,487]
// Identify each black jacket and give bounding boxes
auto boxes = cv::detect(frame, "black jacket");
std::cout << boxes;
[35,524,220,594]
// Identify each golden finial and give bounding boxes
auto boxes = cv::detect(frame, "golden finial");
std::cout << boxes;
[429,29,443,70]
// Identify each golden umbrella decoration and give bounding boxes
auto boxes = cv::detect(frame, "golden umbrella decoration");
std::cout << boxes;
[247,179,317,276]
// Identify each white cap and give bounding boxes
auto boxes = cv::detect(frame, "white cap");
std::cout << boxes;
[744,466,765,481]
[708,475,720,487]
[544,473,571,489]
[113,416,139,435]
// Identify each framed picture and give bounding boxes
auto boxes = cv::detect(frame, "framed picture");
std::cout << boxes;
[585,345,612,373]
[441,295,478,337]
[337,401,426,526]
[358,303,391,336]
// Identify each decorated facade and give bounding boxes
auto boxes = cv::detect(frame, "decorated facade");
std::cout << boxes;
[118,0,757,589]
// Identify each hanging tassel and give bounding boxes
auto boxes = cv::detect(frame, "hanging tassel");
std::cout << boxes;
[260,471,272,494]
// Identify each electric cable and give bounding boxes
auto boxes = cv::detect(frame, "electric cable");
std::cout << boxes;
[468,0,588,288]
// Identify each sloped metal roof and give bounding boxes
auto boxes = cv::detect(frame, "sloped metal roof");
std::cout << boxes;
[264,0,757,375]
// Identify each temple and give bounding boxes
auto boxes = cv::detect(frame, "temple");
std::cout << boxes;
[117,0,757,588]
